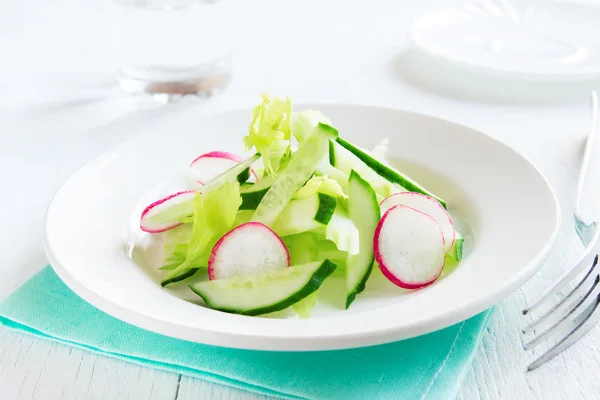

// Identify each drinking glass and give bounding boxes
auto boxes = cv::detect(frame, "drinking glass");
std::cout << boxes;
[111,0,232,100]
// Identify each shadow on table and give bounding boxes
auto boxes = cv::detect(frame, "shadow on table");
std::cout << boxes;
[390,49,600,105]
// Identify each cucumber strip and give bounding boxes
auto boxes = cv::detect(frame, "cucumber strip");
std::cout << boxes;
[239,175,276,210]
[237,168,251,184]
[448,230,465,261]
[189,260,337,316]
[271,194,337,237]
[345,170,381,309]
[336,137,446,208]
[251,123,338,227]
[315,193,337,224]
[161,268,200,287]
[329,140,397,199]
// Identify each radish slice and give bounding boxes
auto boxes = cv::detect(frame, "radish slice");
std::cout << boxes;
[140,190,196,233]
[374,205,445,289]
[380,192,455,253]
[190,151,257,185]
[208,222,290,280]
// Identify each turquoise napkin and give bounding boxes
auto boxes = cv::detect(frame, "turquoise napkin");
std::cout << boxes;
[0,267,492,400]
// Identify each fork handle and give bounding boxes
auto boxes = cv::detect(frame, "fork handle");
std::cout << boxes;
[575,91,600,225]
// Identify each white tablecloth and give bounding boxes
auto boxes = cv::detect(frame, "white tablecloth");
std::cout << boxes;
[2,0,600,398]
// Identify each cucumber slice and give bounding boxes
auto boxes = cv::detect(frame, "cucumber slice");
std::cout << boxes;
[161,268,200,287]
[251,123,338,227]
[239,175,276,210]
[271,194,337,237]
[329,140,397,199]
[315,193,337,224]
[336,137,446,208]
[189,260,337,316]
[345,170,381,308]
[448,230,465,261]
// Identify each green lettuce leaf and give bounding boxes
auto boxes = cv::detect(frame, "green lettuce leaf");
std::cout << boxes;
[167,181,242,278]
[243,93,292,176]
[160,224,193,271]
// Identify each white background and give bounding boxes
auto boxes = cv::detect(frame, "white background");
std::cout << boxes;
[2,0,600,398]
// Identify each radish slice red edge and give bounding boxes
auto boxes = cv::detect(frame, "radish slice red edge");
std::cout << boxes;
[380,192,455,253]
[208,222,290,280]
[140,190,196,233]
[190,151,258,184]
[374,205,445,289]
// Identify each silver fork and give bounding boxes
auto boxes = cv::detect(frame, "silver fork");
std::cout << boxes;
[521,91,600,371]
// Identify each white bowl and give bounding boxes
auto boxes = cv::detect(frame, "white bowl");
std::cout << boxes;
[44,104,560,350]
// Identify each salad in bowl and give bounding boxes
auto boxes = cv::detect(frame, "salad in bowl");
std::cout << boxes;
[138,94,465,318]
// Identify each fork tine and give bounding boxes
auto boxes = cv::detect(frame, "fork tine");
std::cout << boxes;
[523,274,600,350]
[523,229,600,315]
[527,294,600,371]
[523,255,599,334]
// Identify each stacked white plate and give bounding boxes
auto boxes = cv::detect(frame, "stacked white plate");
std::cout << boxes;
[409,0,600,81]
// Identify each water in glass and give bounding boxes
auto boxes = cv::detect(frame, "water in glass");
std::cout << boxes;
[111,0,231,98]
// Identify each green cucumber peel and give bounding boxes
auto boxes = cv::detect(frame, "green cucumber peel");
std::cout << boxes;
[239,175,276,210]
[236,168,251,184]
[345,169,381,309]
[189,260,337,316]
[314,193,337,225]
[336,137,446,208]
[161,268,200,287]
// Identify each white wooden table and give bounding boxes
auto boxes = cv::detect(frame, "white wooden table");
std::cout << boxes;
[3,0,600,398]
